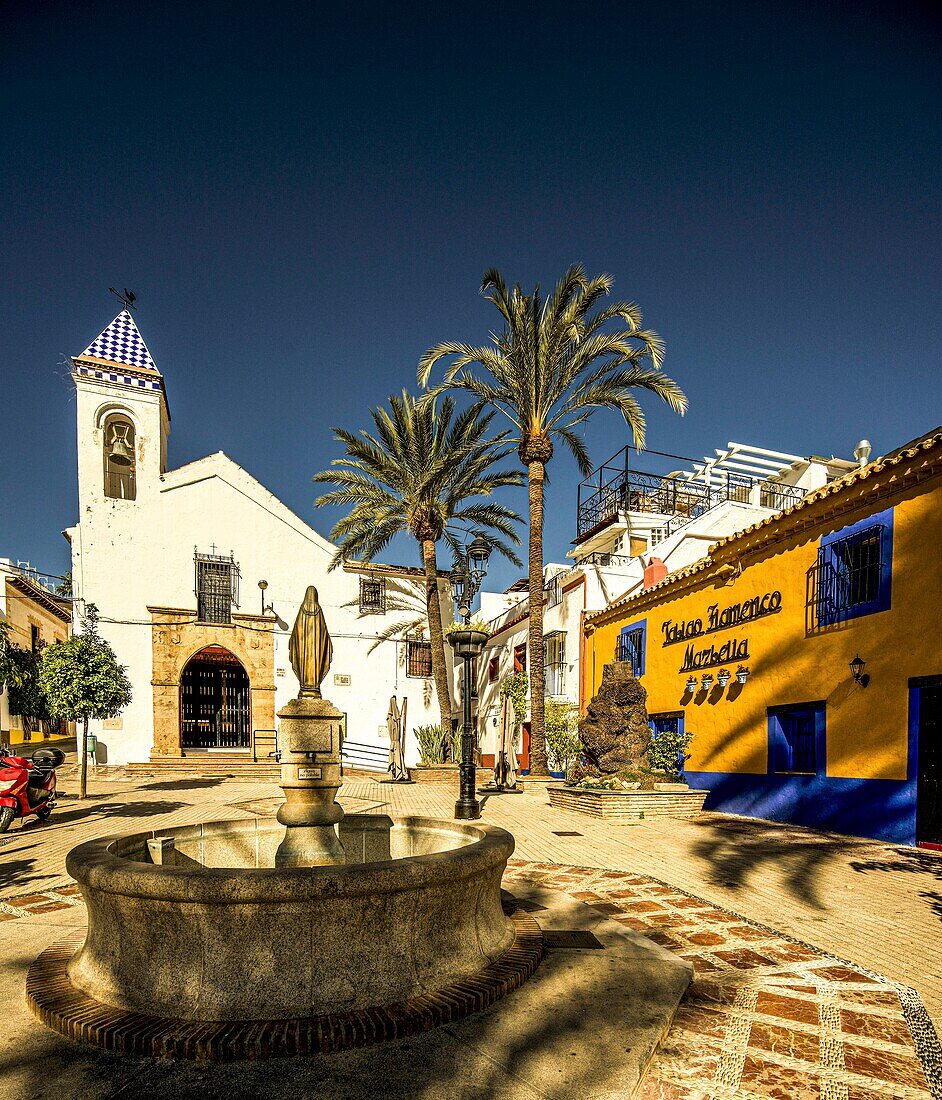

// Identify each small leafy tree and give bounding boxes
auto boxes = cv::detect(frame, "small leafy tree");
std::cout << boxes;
[39,611,131,798]
[645,726,694,782]
[544,700,581,775]
[0,625,51,740]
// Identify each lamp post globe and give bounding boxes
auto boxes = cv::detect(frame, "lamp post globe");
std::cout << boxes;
[467,535,491,583]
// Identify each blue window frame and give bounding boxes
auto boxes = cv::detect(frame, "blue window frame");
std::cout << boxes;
[617,619,646,676]
[816,508,893,626]
[768,703,825,775]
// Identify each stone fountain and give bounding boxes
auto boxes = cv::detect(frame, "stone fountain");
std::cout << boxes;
[26,590,541,1060]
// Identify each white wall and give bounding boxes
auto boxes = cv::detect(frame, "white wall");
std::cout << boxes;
[70,374,454,766]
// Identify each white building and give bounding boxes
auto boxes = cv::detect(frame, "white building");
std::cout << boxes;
[65,308,453,769]
[476,441,856,771]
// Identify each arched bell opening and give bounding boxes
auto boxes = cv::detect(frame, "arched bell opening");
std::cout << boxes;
[102,411,137,500]
[180,645,250,750]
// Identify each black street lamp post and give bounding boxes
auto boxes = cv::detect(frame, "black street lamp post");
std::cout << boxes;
[449,536,491,821]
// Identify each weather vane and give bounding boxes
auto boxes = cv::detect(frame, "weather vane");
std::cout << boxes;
[109,287,137,312]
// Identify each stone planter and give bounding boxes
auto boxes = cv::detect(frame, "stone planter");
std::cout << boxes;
[410,763,461,784]
[548,784,708,822]
[446,629,489,660]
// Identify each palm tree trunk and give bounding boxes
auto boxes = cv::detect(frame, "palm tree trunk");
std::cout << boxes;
[420,538,453,736]
[526,461,549,777]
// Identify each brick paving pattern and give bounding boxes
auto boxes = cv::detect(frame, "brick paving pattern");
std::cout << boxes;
[504,859,938,1099]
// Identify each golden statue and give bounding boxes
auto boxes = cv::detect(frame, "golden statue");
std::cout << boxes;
[289,586,333,697]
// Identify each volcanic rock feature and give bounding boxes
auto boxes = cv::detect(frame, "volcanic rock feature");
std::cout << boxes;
[569,662,655,787]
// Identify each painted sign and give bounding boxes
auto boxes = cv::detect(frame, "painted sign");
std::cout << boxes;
[298,766,323,780]
[662,591,782,647]
[680,637,750,673]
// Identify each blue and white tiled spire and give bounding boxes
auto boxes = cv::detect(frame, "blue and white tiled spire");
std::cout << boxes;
[80,310,157,371]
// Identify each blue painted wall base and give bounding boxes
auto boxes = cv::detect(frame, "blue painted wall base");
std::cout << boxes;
[684,770,917,845]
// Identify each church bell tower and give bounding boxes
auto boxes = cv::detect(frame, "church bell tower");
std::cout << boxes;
[71,307,170,509]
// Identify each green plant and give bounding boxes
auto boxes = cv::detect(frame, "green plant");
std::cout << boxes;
[414,723,448,765]
[544,700,581,774]
[444,618,490,636]
[0,626,52,735]
[314,391,522,733]
[499,671,528,728]
[644,725,694,781]
[420,265,686,777]
[39,611,132,798]
[450,727,463,765]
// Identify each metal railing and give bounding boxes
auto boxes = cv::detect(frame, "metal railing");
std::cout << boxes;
[340,740,390,773]
[805,524,884,632]
[252,729,279,763]
[576,467,807,541]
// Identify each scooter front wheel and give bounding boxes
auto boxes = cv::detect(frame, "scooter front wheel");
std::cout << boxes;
[0,806,15,834]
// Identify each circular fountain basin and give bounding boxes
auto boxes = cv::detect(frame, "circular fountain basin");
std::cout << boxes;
[27,814,542,1058]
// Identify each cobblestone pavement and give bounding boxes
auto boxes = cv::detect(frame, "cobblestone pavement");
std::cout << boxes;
[3,771,942,1098]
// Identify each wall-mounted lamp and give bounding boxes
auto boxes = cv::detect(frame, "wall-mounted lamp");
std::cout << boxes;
[257,580,289,630]
[850,654,869,688]
[686,675,698,693]
[736,665,750,685]
[700,673,714,691]
[717,669,731,688]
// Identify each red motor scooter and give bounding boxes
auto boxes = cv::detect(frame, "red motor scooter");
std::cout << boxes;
[0,746,64,833]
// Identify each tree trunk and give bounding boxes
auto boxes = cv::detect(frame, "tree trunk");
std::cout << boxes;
[421,538,453,737]
[79,716,88,800]
[526,461,549,777]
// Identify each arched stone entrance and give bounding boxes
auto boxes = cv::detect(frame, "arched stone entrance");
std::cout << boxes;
[150,607,276,760]
[180,645,251,750]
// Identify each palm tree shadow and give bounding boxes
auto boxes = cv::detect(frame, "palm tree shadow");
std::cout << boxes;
[687,815,880,911]
[850,847,942,924]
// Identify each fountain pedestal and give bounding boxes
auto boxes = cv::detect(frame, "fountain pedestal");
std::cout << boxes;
[275,694,345,866]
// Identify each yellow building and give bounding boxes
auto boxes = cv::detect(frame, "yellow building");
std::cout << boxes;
[0,561,72,745]
[583,429,942,846]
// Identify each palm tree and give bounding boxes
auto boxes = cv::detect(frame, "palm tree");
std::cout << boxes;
[314,391,522,733]
[418,265,686,777]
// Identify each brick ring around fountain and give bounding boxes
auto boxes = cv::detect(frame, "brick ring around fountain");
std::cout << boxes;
[26,814,542,1060]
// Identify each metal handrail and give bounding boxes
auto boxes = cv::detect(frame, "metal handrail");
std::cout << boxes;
[252,728,279,763]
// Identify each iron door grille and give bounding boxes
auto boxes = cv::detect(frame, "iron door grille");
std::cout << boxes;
[181,662,250,748]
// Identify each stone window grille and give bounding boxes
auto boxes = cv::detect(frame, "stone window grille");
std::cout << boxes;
[194,549,240,624]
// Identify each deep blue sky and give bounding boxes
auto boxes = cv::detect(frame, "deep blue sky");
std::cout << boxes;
[1,1,939,593]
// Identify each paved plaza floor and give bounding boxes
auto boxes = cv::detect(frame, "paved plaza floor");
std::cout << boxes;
[2,769,941,1098]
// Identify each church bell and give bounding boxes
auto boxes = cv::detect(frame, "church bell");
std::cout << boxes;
[108,427,133,466]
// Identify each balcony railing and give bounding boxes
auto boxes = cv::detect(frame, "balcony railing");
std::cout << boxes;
[576,467,807,541]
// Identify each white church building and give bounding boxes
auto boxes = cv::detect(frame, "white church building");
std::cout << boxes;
[65,308,454,769]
